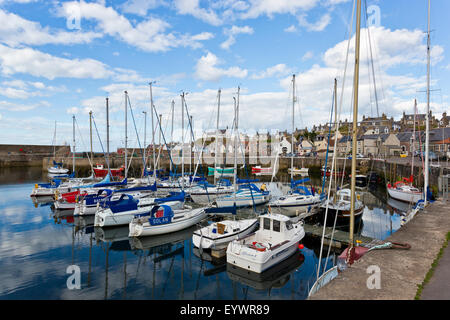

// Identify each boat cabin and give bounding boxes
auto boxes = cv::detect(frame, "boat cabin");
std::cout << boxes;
[257,214,294,242]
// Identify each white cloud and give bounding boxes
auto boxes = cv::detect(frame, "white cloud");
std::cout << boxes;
[120,0,166,16]
[297,13,331,32]
[251,64,292,80]
[302,51,314,61]
[241,0,318,19]
[0,43,113,80]
[284,25,297,33]
[0,9,102,47]
[56,1,213,53]
[66,107,79,114]
[0,79,66,99]
[173,0,222,26]
[220,25,253,50]
[194,52,248,82]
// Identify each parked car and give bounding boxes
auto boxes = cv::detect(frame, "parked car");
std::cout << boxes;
[415,151,438,160]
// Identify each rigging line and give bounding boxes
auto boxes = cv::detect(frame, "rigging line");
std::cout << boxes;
[91,115,112,177]
[364,0,380,117]
[126,95,146,173]
[74,117,93,170]
[316,86,336,280]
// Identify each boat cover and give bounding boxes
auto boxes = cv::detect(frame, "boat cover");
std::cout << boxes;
[102,194,138,213]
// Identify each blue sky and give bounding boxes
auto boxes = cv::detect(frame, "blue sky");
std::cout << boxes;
[0,0,448,152]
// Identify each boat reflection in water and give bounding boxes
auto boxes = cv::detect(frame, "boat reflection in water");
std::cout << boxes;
[33,196,54,208]
[95,225,130,244]
[387,197,413,216]
[226,250,305,291]
[129,225,197,255]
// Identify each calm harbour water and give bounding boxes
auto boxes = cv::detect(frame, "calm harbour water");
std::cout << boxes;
[0,167,404,300]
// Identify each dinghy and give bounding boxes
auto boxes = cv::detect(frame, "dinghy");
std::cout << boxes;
[226,213,305,273]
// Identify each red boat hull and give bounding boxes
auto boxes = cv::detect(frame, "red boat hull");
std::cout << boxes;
[93,167,124,178]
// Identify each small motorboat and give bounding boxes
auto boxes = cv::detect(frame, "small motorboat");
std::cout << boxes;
[192,218,259,250]
[128,205,207,237]
[226,213,305,273]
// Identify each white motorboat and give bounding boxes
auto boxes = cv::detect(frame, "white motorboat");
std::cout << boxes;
[387,182,423,204]
[226,213,305,273]
[94,194,184,227]
[215,184,271,208]
[192,218,258,250]
[128,205,207,237]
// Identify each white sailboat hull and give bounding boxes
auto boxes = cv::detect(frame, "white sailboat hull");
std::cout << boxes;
[387,187,423,203]
[270,194,323,217]
[94,201,183,227]
[129,208,207,237]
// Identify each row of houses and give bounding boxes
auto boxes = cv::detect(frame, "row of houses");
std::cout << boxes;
[313,127,450,157]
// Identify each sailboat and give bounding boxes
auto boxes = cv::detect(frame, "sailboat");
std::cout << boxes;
[309,0,365,297]
[270,75,325,217]
[93,98,125,178]
[387,99,424,204]
[215,88,271,208]
[190,90,234,204]
[47,121,69,174]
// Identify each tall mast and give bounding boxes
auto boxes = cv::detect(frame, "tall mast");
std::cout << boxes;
[170,100,174,173]
[143,111,147,175]
[214,89,221,184]
[181,92,185,188]
[72,115,76,173]
[348,0,362,258]
[159,113,162,171]
[190,115,193,174]
[424,0,431,205]
[149,82,156,181]
[291,75,295,181]
[233,96,238,204]
[106,98,110,166]
[53,121,57,159]
[334,78,338,192]
[124,91,128,179]
[89,111,93,170]
[412,99,417,179]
